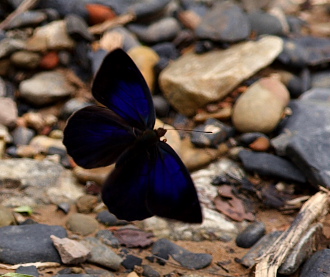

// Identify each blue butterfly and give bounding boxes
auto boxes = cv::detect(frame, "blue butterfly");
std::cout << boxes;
[63,49,202,223]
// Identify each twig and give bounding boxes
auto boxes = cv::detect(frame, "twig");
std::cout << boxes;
[0,0,39,30]
[0,262,60,270]
[254,190,330,276]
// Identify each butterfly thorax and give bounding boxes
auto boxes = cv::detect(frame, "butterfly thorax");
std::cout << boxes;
[135,128,167,148]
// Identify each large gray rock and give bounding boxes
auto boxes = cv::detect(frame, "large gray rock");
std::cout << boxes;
[159,36,283,116]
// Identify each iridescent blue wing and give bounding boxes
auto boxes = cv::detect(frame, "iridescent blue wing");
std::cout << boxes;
[92,48,155,130]
[102,142,202,223]
[63,105,136,169]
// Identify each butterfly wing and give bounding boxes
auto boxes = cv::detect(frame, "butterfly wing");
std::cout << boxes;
[92,48,155,130]
[63,105,136,169]
[102,142,202,223]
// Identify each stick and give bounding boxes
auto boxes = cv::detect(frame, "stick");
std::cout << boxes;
[0,0,39,30]
[255,190,329,276]
[0,262,60,270]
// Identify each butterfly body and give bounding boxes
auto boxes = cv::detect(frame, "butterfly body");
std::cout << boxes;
[63,49,202,223]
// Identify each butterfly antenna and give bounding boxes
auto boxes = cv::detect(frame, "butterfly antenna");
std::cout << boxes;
[166,128,213,134]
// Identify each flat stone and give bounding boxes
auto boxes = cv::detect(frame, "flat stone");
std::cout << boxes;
[0,38,26,59]
[300,248,330,277]
[10,50,41,69]
[66,213,99,235]
[0,97,17,128]
[159,36,283,115]
[0,224,67,264]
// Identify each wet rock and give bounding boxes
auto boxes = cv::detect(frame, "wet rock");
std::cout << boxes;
[10,50,41,69]
[160,36,283,116]
[51,235,91,264]
[238,150,306,183]
[121,254,142,270]
[300,248,330,277]
[0,97,17,127]
[0,38,26,59]
[65,14,93,42]
[76,195,98,213]
[152,238,212,269]
[96,229,120,248]
[16,265,39,277]
[232,77,290,133]
[128,17,181,44]
[191,118,234,148]
[128,46,160,92]
[11,126,35,146]
[66,213,99,236]
[27,20,76,52]
[195,1,250,42]
[272,100,330,188]
[5,10,47,29]
[81,237,123,271]
[248,11,287,36]
[235,221,266,248]
[19,71,75,106]
[240,231,283,267]
[0,205,16,227]
[0,224,67,264]
[279,223,323,275]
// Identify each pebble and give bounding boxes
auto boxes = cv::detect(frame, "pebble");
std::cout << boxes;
[160,36,283,116]
[61,98,91,120]
[11,126,35,146]
[152,238,212,269]
[66,213,99,236]
[19,71,75,106]
[96,229,120,248]
[5,10,47,29]
[81,237,123,271]
[142,265,160,277]
[96,210,127,227]
[0,38,26,59]
[121,254,143,270]
[76,195,98,213]
[65,14,94,42]
[0,224,67,264]
[10,50,41,69]
[238,150,306,183]
[86,4,116,25]
[300,248,330,277]
[39,51,60,69]
[235,221,266,248]
[0,97,18,127]
[16,265,39,277]
[195,1,251,42]
[0,205,16,227]
[232,77,290,133]
[51,235,91,264]
[248,11,286,36]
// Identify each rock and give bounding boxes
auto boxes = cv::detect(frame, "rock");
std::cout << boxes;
[76,195,98,213]
[81,237,123,271]
[300,248,330,277]
[239,231,283,267]
[96,210,127,227]
[10,50,41,69]
[271,100,330,188]
[61,98,91,120]
[235,221,266,248]
[27,20,76,51]
[35,0,88,18]
[39,51,60,69]
[96,229,120,248]
[0,205,16,227]
[238,150,306,183]
[11,126,35,146]
[300,88,330,101]
[51,235,91,264]
[121,254,142,270]
[101,27,140,52]
[0,97,18,127]
[20,71,74,106]
[66,213,99,235]
[142,265,160,277]
[152,238,212,269]
[29,135,65,152]
[125,0,172,20]
[195,1,251,42]
[232,77,290,133]
[279,223,323,275]
[311,70,330,89]
[86,4,116,25]
[65,14,93,42]
[128,17,181,44]
[16,265,39,277]
[0,38,26,59]
[0,224,67,264]
[128,46,160,92]
[5,10,47,29]
[248,11,287,36]
[152,95,171,118]
[160,36,283,116]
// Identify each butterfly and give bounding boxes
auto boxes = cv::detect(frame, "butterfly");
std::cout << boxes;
[63,48,202,223]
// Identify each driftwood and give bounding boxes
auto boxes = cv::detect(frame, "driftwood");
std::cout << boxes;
[0,262,60,270]
[255,190,330,276]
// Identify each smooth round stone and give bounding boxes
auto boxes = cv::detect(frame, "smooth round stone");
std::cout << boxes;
[247,11,286,36]
[0,97,17,128]
[128,17,181,44]
[235,221,266,248]
[232,77,290,133]
[300,88,330,102]
[66,213,99,235]
[85,4,116,25]
[128,46,160,92]
[142,265,160,277]
[195,1,250,42]
[11,50,41,69]
[76,195,98,214]
[125,0,171,19]
[300,249,330,277]
[152,42,180,60]
[103,27,140,52]
[35,0,88,18]
[0,38,26,59]
[11,126,35,146]
[61,98,91,120]
[152,95,170,118]
[96,210,127,227]
[311,70,330,89]
[65,14,93,42]
[5,10,47,29]
[0,205,16,227]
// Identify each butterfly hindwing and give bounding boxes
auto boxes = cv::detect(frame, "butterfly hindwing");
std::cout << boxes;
[92,48,155,130]
[63,105,136,169]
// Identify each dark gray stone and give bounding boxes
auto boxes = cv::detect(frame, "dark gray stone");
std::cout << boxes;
[152,238,212,270]
[236,221,266,248]
[96,230,120,248]
[300,88,330,101]
[121,254,142,270]
[11,126,35,146]
[300,249,330,277]
[16,265,39,277]
[5,11,47,29]
[311,70,330,89]
[65,14,94,42]
[142,265,160,277]
[0,224,67,264]
[247,11,286,36]
[238,150,306,183]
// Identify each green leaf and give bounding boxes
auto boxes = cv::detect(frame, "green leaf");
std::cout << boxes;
[14,206,33,215]
[1,273,34,277]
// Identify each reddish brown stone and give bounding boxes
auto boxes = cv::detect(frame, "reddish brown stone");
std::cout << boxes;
[86,4,116,25]
[39,51,60,69]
